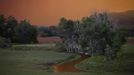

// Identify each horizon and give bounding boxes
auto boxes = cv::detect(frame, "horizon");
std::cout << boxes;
[0,0,134,26]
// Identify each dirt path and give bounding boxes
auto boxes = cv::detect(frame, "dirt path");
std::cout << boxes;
[127,38,134,45]
[53,55,89,72]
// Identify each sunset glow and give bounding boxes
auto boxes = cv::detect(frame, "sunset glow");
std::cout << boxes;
[0,0,134,25]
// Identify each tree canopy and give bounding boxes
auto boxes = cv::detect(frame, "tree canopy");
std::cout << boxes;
[0,15,38,44]
[58,12,126,58]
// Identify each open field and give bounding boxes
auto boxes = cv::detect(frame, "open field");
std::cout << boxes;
[0,42,134,75]
[0,44,74,75]
[37,37,62,44]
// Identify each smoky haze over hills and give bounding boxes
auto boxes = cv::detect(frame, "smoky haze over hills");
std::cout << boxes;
[39,10,134,27]
[111,10,134,28]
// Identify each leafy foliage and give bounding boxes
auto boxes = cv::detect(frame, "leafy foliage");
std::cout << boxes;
[58,18,81,53]
[0,15,38,44]
[0,15,5,37]
[37,26,58,37]
[58,17,75,39]
[5,16,18,42]
[58,12,126,58]
[0,36,11,48]
[14,20,38,43]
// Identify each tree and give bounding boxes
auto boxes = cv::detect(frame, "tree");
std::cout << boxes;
[58,17,81,53]
[49,26,59,36]
[0,36,11,48]
[80,12,126,58]
[37,26,59,37]
[5,16,18,42]
[14,20,38,44]
[58,12,126,59]
[0,15,6,37]
[58,17,74,39]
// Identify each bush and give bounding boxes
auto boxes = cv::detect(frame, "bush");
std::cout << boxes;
[0,37,12,48]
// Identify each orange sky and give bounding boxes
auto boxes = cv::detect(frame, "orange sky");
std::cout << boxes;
[0,0,134,26]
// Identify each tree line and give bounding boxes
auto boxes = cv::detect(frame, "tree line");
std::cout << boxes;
[37,26,59,37]
[0,15,37,47]
[58,12,127,59]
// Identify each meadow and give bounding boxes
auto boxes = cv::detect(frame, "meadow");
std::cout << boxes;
[0,43,134,75]
[0,44,73,75]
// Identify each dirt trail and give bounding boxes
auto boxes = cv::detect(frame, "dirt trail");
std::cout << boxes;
[127,38,134,45]
[53,55,89,72]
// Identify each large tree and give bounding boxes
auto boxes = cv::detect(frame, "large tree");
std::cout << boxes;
[58,17,81,53]
[5,16,18,42]
[80,12,126,58]
[14,20,38,44]
[58,12,126,58]
[0,15,12,47]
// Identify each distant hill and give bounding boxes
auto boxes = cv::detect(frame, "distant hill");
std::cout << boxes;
[110,10,134,28]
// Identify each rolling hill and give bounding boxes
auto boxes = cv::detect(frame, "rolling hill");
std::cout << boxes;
[110,10,134,28]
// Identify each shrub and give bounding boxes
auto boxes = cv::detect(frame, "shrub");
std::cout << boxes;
[0,36,12,48]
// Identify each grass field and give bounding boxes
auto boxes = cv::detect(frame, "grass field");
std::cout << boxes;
[0,44,134,75]
[0,44,74,75]
[76,44,134,75]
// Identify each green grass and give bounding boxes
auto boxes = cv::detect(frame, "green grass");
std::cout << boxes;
[0,45,74,75]
[76,44,134,75]
[0,44,134,75]
[58,54,81,65]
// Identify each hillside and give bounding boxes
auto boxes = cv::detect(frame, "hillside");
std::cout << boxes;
[110,10,134,28]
